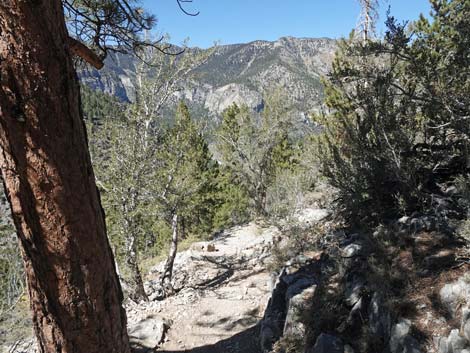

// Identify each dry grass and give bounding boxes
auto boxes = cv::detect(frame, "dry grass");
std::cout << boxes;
[0,294,32,350]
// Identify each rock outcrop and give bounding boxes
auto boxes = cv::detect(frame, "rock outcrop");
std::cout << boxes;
[259,215,470,353]
[260,259,320,352]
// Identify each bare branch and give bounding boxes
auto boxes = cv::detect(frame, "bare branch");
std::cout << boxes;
[68,37,104,69]
[177,0,200,16]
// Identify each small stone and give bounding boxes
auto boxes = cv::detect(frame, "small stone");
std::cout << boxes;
[297,208,330,225]
[206,244,217,252]
[447,329,467,352]
[128,316,169,349]
[344,275,366,307]
[389,318,411,353]
[342,243,363,258]
[398,216,410,224]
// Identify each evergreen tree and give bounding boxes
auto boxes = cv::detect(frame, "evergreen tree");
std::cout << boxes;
[81,85,126,123]
[212,167,251,229]
[317,0,470,224]
[216,92,298,217]
[89,42,213,301]
[156,102,218,294]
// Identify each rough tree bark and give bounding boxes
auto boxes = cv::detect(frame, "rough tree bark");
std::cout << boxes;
[0,2,130,353]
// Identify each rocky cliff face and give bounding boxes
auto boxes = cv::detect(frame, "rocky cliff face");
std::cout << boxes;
[79,37,336,119]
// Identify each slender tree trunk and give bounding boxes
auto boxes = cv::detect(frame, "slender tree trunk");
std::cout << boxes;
[124,226,148,302]
[161,213,178,295]
[255,185,268,217]
[122,191,148,302]
[0,2,130,353]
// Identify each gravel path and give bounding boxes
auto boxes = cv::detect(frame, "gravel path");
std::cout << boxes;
[146,222,279,353]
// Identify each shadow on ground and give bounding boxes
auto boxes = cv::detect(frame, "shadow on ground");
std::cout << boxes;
[154,325,261,353]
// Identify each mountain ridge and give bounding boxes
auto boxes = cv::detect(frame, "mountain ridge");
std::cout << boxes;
[79,36,337,119]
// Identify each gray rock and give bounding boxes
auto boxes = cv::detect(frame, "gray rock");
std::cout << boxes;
[410,216,437,233]
[401,336,422,353]
[342,243,363,258]
[260,270,288,352]
[448,329,468,352]
[261,267,318,351]
[389,318,412,353]
[409,218,422,231]
[285,277,317,299]
[307,334,343,353]
[204,83,263,114]
[284,284,317,336]
[128,316,169,349]
[435,329,469,353]
[368,292,391,343]
[344,344,355,353]
[260,325,277,353]
[344,274,366,307]
[435,335,449,353]
[261,260,321,352]
[398,216,411,225]
[148,290,162,302]
[297,208,330,226]
[462,306,470,342]
[440,278,470,318]
[390,319,411,347]
[338,297,364,333]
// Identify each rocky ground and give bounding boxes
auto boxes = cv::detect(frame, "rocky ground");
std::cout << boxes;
[5,210,470,353]
[257,215,470,353]
[126,222,282,353]
[123,208,331,353]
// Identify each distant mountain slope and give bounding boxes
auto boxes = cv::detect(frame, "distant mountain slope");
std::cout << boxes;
[79,36,336,119]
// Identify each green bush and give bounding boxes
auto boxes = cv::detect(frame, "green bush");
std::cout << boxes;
[316,0,470,225]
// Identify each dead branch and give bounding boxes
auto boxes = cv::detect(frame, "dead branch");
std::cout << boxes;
[68,37,104,70]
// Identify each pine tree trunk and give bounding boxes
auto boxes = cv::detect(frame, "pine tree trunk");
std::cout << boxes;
[161,214,178,295]
[0,2,130,353]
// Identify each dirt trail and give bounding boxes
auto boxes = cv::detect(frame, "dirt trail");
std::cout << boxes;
[131,223,279,353]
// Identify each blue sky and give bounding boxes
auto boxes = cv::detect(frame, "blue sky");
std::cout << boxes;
[142,0,432,48]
